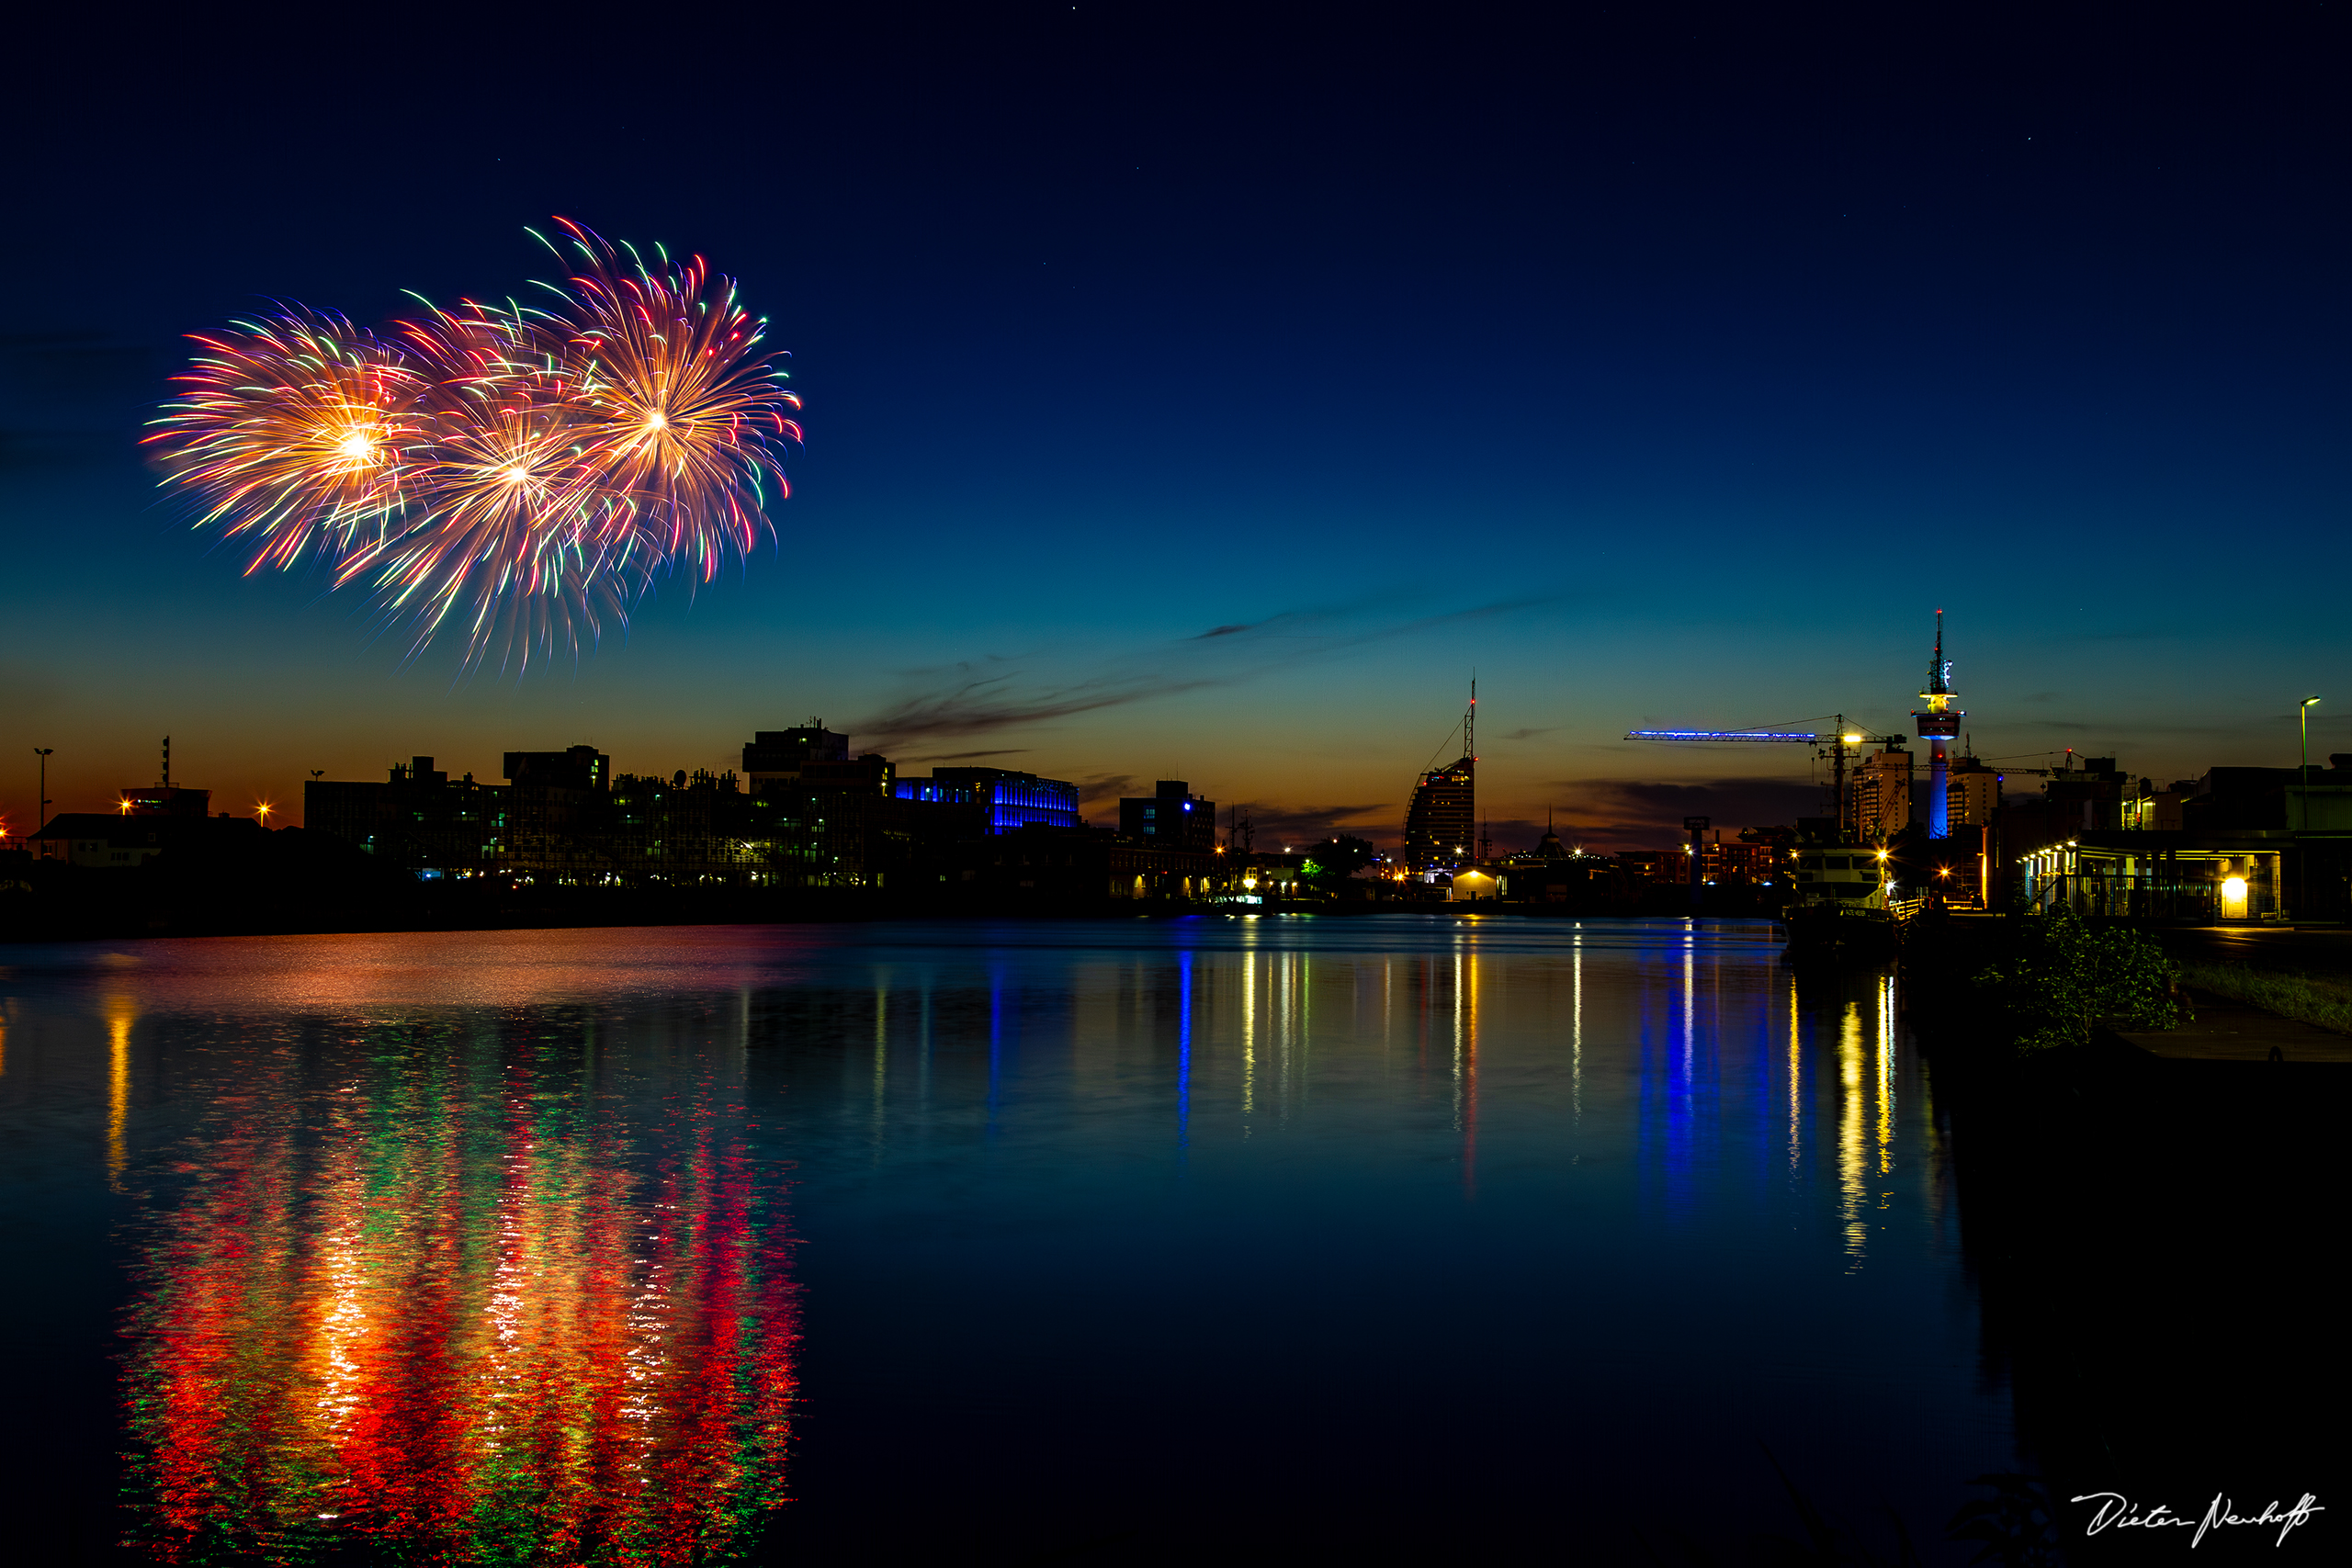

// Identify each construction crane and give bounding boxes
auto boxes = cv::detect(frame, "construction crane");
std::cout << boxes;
[1623,716,1906,833]
[1972,747,2085,780]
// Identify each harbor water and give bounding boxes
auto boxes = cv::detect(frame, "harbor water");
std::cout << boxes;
[0,917,2013,1562]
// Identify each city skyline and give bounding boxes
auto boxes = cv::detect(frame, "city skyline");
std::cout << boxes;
[3,11,2345,852]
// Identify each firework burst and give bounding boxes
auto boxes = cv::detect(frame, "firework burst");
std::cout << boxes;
[151,306,427,576]
[147,220,801,671]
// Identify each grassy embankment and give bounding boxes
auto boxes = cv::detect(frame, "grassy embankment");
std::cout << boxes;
[2175,961,2352,1033]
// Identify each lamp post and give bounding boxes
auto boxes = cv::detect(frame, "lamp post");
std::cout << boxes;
[2301,697,2322,805]
[2297,696,2320,919]
[32,748,53,840]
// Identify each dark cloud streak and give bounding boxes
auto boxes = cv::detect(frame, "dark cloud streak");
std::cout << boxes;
[854,596,1561,752]
[1548,776,1829,852]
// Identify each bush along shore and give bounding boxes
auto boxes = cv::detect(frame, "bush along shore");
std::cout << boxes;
[1897,908,2346,1561]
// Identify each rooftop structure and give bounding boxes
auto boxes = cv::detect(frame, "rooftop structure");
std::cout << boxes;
[503,746,610,793]
[743,722,851,787]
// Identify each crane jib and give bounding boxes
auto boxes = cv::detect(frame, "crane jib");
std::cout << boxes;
[1624,730,1821,741]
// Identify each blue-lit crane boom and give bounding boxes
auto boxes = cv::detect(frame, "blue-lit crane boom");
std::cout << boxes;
[1624,716,1906,830]
[1624,729,1823,742]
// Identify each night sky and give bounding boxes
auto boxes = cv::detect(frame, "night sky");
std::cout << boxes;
[3,6,2344,851]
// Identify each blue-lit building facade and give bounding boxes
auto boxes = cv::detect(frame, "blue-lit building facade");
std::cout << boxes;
[893,766,1081,833]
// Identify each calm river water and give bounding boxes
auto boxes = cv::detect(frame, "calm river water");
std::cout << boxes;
[0,918,2012,1563]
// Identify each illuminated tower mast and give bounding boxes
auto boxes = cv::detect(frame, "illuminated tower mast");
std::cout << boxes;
[1912,613,1962,840]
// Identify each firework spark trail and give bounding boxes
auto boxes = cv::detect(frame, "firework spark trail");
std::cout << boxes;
[146,220,800,672]
[149,306,427,576]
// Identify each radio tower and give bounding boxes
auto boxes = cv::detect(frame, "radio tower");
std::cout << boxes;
[1913,613,1963,840]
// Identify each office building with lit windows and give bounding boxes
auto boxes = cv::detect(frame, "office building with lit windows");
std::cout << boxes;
[304,757,506,875]
[1120,781,1216,851]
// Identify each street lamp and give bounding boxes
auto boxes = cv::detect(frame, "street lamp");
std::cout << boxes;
[2297,696,2320,918]
[2300,697,2322,807]
[32,748,53,836]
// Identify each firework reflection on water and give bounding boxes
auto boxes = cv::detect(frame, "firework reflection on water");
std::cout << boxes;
[119,1018,797,1565]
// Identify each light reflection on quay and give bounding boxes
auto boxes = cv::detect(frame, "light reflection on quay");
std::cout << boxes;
[114,1013,797,1566]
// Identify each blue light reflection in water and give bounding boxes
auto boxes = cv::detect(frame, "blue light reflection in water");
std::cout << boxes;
[0,917,2010,1563]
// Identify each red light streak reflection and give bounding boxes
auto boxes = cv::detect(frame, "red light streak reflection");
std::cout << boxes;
[120,1035,797,1564]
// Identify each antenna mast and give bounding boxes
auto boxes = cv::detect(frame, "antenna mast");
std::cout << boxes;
[1465,677,1476,761]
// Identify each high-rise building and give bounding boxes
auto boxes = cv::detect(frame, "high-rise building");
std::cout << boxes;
[1850,747,1913,839]
[1946,755,2000,828]
[1404,758,1475,869]
[1120,781,1217,851]
[1404,687,1479,871]
[503,747,612,879]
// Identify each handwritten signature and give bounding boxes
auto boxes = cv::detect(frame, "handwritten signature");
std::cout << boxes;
[2074,1492,2324,1547]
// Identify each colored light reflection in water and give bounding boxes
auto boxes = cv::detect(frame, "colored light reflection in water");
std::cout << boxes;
[118,1020,796,1566]
[0,920,2001,1562]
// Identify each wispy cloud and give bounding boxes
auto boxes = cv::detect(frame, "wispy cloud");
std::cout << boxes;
[1229,800,1392,847]
[1499,727,1557,741]
[908,748,1032,762]
[853,596,1557,752]
[1077,772,1140,809]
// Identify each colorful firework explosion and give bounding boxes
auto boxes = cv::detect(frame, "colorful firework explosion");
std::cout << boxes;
[148,220,801,671]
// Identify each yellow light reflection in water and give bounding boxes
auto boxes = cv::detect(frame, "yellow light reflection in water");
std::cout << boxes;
[1877,975,1897,1179]
[1838,1002,1866,1267]
[105,991,135,1191]
[1682,933,1695,1079]
[1448,947,1480,1191]
[1570,933,1583,1122]
[1240,950,1256,1126]
[1273,951,1307,1122]
[1295,952,1310,1114]
[1451,951,1464,1133]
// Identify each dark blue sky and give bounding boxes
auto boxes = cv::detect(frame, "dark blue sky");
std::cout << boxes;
[3,5,2344,848]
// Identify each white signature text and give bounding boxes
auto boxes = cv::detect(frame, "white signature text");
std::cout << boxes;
[2073,1491,2324,1547]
